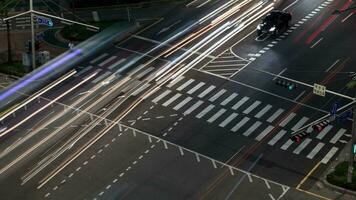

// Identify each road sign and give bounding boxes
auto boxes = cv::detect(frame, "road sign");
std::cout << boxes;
[35,16,53,27]
[313,83,326,97]
[330,103,338,116]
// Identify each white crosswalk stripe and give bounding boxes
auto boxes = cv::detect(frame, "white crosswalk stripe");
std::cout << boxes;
[243,100,261,114]
[231,117,250,132]
[92,71,112,83]
[152,90,171,103]
[177,79,194,91]
[281,139,293,150]
[255,125,274,141]
[98,56,117,67]
[316,125,333,140]
[184,100,204,115]
[307,142,325,159]
[219,113,238,128]
[90,53,108,64]
[196,105,215,119]
[198,85,216,98]
[268,130,287,146]
[232,97,249,110]
[291,117,309,131]
[187,82,205,95]
[329,129,346,144]
[243,121,262,137]
[293,138,312,154]
[279,113,296,127]
[207,109,226,123]
[255,104,272,119]
[321,147,338,164]
[167,76,184,88]
[173,97,192,110]
[163,93,182,107]
[220,93,238,106]
[267,108,284,123]
[209,89,226,102]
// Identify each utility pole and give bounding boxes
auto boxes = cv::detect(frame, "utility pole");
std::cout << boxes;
[30,0,36,70]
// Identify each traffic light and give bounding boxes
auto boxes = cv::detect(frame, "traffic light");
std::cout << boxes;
[312,119,330,132]
[291,131,310,143]
[275,79,298,90]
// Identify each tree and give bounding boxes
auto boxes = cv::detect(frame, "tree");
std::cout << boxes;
[0,0,13,64]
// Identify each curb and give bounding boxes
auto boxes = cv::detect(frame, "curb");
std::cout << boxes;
[322,178,356,196]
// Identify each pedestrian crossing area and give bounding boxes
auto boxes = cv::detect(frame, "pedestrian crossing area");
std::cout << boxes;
[149,76,350,164]
[200,49,250,78]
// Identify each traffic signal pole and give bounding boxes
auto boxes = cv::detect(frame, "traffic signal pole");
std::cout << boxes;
[347,93,356,183]
[30,0,36,70]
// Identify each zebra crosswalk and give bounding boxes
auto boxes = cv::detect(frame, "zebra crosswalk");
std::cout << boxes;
[147,76,350,164]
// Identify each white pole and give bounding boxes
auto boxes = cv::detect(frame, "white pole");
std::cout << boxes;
[30,0,36,70]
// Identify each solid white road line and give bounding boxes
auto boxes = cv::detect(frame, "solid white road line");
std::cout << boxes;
[232,96,249,110]
[243,121,262,136]
[316,125,333,140]
[231,117,250,132]
[152,90,171,103]
[325,59,340,72]
[267,108,284,123]
[162,93,182,107]
[209,89,226,102]
[184,100,204,115]
[310,37,323,48]
[255,104,272,118]
[341,12,354,23]
[321,147,338,164]
[198,85,216,98]
[293,138,312,154]
[196,105,215,118]
[283,0,299,11]
[219,113,238,128]
[307,142,325,159]
[268,130,287,146]
[207,109,226,123]
[255,125,274,141]
[329,128,346,144]
[173,97,192,111]
[220,93,238,106]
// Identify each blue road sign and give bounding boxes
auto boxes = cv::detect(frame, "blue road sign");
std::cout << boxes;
[36,16,53,27]
[330,103,338,116]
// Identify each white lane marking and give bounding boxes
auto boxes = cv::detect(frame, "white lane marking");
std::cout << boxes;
[291,117,309,131]
[184,100,204,115]
[280,139,293,150]
[316,125,333,139]
[136,67,154,79]
[293,138,312,154]
[98,56,117,67]
[74,66,93,77]
[341,12,354,23]
[89,53,108,64]
[173,97,192,111]
[177,79,195,91]
[219,113,238,128]
[283,0,299,11]
[279,113,296,127]
[310,37,323,48]
[232,96,249,110]
[273,68,287,80]
[220,93,238,106]
[255,104,272,118]
[268,130,287,146]
[243,100,261,114]
[167,76,185,88]
[198,85,216,98]
[231,117,250,132]
[243,121,262,137]
[196,105,215,119]
[209,89,226,102]
[162,93,182,107]
[187,82,205,94]
[92,71,112,84]
[108,58,126,70]
[307,142,325,159]
[152,90,171,103]
[294,90,306,101]
[325,59,340,72]
[207,109,226,123]
[267,109,284,123]
[255,125,274,141]
[321,147,338,164]
[329,129,346,144]
[131,83,151,96]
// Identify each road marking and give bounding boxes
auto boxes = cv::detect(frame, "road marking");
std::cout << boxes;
[162,93,182,107]
[329,128,346,144]
[283,0,299,11]
[243,100,261,114]
[74,66,93,77]
[293,138,312,154]
[307,142,325,159]
[173,97,192,110]
[89,53,108,64]
[280,139,293,150]
[255,104,272,118]
[291,117,309,131]
[255,125,274,141]
[325,59,340,72]
[207,109,226,123]
[231,117,250,132]
[108,58,126,70]
[152,90,171,103]
[220,93,238,106]
[136,67,154,79]
[268,130,287,146]
[92,71,112,84]
[279,112,296,127]
[98,56,117,67]
[131,83,151,96]
[196,105,215,119]
[198,85,216,98]
[341,12,354,23]
[243,121,262,136]
[316,125,333,139]
[321,147,339,164]
[209,89,226,102]
[219,113,238,128]
[184,100,204,115]
[232,96,249,110]
[267,108,285,123]
[310,37,323,48]
[187,82,205,94]
[167,76,184,88]
[177,79,194,91]
[294,90,306,101]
